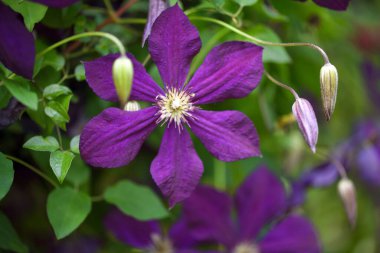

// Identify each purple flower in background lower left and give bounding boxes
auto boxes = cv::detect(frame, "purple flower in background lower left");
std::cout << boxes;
[80,5,263,207]
[104,209,217,253]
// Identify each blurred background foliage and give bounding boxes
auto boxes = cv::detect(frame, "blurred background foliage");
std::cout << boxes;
[0,0,379,252]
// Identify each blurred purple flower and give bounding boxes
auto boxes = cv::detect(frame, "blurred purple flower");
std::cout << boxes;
[0,2,35,79]
[295,0,351,11]
[104,209,217,253]
[182,167,321,253]
[290,121,380,207]
[80,5,263,207]
[362,60,380,108]
[52,236,100,253]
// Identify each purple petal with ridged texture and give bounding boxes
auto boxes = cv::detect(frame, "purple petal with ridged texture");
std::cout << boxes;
[151,126,203,207]
[84,53,163,102]
[259,215,321,253]
[142,0,168,46]
[182,186,236,249]
[188,42,263,105]
[357,144,380,187]
[189,110,260,162]
[79,107,158,168]
[148,5,201,89]
[312,0,351,11]
[30,0,79,8]
[235,167,287,240]
[104,209,160,248]
[0,2,35,79]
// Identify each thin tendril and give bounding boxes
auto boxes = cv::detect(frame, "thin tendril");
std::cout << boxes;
[189,16,330,64]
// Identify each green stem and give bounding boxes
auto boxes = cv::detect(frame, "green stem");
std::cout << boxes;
[265,71,299,99]
[117,18,147,25]
[103,0,118,21]
[56,125,63,150]
[5,155,58,188]
[37,31,126,58]
[189,16,330,64]
[213,159,227,191]
[91,194,104,202]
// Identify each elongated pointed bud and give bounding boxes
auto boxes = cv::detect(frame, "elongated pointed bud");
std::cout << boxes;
[338,178,357,227]
[320,63,338,121]
[112,55,133,106]
[292,98,319,153]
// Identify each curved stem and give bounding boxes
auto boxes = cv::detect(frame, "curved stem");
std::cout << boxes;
[265,71,299,99]
[189,16,330,64]
[37,31,126,58]
[5,155,58,188]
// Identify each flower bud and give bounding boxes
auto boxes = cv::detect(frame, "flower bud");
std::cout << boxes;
[338,178,357,226]
[124,100,141,111]
[320,63,338,121]
[292,98,319,153]
[112,55,134,106]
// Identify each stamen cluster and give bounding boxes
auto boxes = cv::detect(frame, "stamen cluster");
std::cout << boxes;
[156,88,196,130]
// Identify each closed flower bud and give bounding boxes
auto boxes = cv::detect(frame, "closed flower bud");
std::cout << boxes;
[124,100,141,111]
[320,63,338,121]
[338,178,357,226]
[292,98,319,153]
[112,55,134,106]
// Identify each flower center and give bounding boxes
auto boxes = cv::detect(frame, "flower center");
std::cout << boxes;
[233,243,260,253]
[156,88,196,130]
[149,234,174,253]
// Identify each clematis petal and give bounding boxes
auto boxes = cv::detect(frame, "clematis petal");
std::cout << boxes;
[104,209,160,249]
[235,167,287,240]
[148,5,201,89]
[142,0,168,46]
[182,186,236,249]
[259,215,321,253]
[150,126,203,207]
[188,42,263,105]
[30,0,80,8]
[80,107,158,168]
[189,110,260,162]
[84,53,163,102]
[313,0,351,11]
[0,2,35,79]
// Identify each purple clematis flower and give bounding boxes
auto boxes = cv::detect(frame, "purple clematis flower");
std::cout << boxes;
[0,1,35,79]
[104,209,217,253]
[0,0,79,79]
[182,167,321,253]
[80,5,263,206]
[294,0,351,11]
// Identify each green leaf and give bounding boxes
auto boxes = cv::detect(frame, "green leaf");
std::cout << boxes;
[65,157,90,187]
[44,101,70,125]
[3,0,47,31]
[70,135,80,154]
[47,187,91,239]
[0,153,14,201]
[3,79,38,111]
[23,136,60,152]
[233,0,257,7]
[49,151,75,183]
[74,65,86,81]
[104,180,169,221]
[249,25,291,64]
[43,84,72,100]
[0,86,11,109]
[0,211,27,253]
